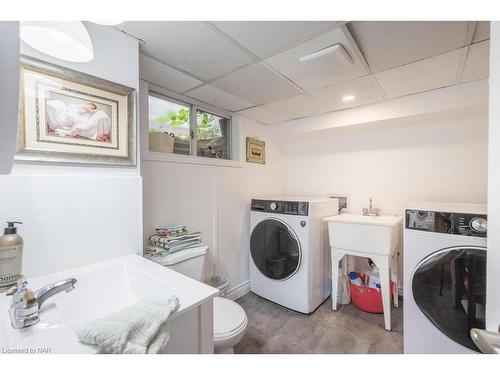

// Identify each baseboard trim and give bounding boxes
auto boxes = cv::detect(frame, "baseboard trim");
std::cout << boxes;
[225,280,250,301]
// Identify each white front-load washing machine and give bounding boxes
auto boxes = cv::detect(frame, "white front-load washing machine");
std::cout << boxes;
[404,202,487,353]
[249,196,339,314]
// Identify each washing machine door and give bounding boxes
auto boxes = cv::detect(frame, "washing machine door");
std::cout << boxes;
[250,218,301,281]
[412,246,486,352]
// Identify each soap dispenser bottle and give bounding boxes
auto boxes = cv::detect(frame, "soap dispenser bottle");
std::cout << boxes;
[0,222,23,292]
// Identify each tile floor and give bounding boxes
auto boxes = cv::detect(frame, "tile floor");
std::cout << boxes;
[234,292,403,354]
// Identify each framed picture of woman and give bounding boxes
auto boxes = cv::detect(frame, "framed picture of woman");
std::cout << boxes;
[17,56,136,166]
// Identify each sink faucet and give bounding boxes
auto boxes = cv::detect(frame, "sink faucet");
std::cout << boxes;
[35,278,77,309]
[8,275,77,329]
[362,197,381,216]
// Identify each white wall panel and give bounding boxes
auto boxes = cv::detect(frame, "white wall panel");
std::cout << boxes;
[0,175,142,277]
[216,180,254,289]
[143,178,217,279]
[281,116,487,215]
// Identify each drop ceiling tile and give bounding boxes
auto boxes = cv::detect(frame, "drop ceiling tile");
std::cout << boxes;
[211,21,338,58]
[461,41,490,83]
[185,84,254,112]
[264,94,330,120]
[238,106,288,125]
[473,21,490,43]
[265,26,370,92]
[374,49,464,98]
[123,21,257,81]
[348,21,470,73]
[113,22,130,31]
[139,54,202,93]
[311,76,384,111]
[212,62,302,105]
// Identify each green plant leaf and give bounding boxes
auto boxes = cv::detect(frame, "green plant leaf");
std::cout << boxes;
[165,108,190,128]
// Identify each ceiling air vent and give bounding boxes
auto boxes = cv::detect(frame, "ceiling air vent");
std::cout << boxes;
[299,44,352,76]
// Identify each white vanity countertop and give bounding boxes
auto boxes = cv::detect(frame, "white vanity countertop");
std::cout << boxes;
[0,254,219,353]
[323,213,403,226]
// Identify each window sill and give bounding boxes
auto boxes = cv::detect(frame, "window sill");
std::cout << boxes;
[141,150,244,168]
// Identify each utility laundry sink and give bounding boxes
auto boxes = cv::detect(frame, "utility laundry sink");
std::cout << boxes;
[323,213,402,255]
[323,213,403,330]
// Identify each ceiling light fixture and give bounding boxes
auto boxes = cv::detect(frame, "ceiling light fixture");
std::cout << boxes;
[20,21,94,63]
[342,95,356,102]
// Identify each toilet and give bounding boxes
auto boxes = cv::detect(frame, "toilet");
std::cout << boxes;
[146,246,247,353]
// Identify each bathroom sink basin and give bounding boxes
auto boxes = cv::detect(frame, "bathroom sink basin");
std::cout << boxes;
[0,254,218,354]
[323,213,402,255]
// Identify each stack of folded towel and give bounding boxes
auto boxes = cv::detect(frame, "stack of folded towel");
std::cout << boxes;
[145,224,203,257]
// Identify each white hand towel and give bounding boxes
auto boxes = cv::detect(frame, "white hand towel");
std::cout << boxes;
[77,295,179,354]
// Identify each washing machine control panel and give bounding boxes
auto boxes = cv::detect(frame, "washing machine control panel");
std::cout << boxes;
[251,199,309,216]
[405,209,487,237]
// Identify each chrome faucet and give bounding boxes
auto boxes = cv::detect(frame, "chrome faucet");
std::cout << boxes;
[35,278,77,309]
[362,197,381,216]
[7,275,77,329]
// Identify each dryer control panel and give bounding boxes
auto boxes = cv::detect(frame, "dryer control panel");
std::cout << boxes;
[405,209,487,238]
[251,199,309,216]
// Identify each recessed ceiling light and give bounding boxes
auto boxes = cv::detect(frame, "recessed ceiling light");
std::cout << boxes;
[20,21,94,63]
[342,95,356,102]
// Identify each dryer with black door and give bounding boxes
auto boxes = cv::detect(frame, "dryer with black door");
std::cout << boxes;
[249,197,339,314]
[404,202,487,353]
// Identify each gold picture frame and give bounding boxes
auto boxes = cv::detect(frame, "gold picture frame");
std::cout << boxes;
[16,56,136,166]
[246,137,265,165]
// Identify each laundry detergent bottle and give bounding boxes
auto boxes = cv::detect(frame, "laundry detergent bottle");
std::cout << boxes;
[0,222,23,292]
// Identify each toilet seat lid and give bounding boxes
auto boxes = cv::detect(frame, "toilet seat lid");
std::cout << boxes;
[213,297,247,338]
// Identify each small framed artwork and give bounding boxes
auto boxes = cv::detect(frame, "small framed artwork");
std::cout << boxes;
[17,56,136,166]
[246,137,265,165]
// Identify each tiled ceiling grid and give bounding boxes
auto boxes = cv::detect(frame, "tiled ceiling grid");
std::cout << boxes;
[116,21,490,125]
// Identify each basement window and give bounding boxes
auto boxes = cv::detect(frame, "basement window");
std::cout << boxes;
[196,109,230,160]
[148,92,231,161]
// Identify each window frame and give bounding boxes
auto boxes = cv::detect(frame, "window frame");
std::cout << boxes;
[141,81,242,168]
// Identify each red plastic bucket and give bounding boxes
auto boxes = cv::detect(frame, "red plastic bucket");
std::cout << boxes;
[349,280,396,314]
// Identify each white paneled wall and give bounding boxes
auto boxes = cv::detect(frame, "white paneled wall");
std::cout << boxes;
[281,115,488,214]
[144,178,218,276]
[216,180,254,285]
[0,24,142,277]
[141,117,286,295]
[0,174,142,277]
